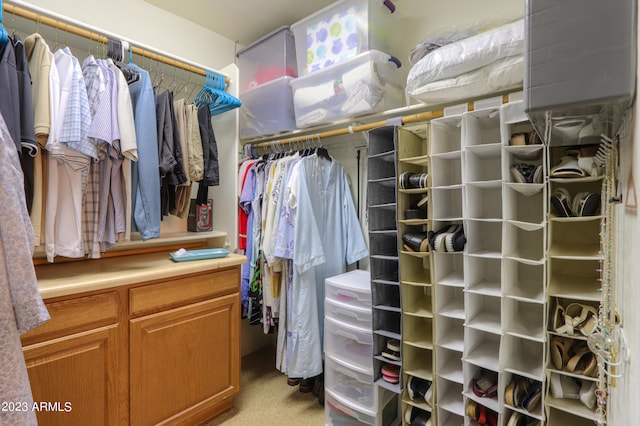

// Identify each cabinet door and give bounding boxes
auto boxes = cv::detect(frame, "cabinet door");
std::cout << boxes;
[23,324,122,426]
[129,293,240,426]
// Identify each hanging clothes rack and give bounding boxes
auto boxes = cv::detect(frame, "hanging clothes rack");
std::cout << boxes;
[2,0,230,86]
[243,95,512,152]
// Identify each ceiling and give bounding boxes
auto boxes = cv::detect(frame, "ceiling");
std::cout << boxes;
[144,0,336,47]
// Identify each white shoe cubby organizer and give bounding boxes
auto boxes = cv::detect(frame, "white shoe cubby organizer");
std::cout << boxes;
[544,135,605,425]
[395,124,436,426]
[500,100,548,425]
[430,112,466,426]
[461,103,504,426]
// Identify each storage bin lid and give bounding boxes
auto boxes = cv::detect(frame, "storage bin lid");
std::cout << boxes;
[325,269,371,292]
[237,26,292,56]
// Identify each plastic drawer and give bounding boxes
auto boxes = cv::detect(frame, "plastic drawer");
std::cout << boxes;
[326,355,376,411]
[325,389,376,426]
[325,316,373,372]
[325,297,372,329]
[325,270,372,312]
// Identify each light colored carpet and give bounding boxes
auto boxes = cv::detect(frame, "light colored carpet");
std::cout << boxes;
[205,345,324,425]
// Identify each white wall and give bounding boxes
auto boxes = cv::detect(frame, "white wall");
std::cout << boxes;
[608,6,640,421]
[15,0,236,71]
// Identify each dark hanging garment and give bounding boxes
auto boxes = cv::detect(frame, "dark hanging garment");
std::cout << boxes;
[12,35,37,214]
[196,105,219,205]
[155,90,177,218]
[0,41,21,153]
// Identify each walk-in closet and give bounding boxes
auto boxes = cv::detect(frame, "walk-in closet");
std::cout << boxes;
[1,1,638,426]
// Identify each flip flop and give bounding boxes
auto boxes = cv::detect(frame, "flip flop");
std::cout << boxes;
[550,336,572,370]
[566,343,597,377]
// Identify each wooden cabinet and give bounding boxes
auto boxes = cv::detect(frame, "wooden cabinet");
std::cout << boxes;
[130,293,240,426]
[23,259,242,426]
[23,324,122,426]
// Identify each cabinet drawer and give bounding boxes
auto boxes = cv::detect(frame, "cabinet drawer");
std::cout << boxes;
[21,292,120,345]
[129,267,239,316]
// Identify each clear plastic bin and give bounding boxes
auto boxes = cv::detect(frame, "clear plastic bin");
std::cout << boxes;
[291,0,399,75]
[325,389,376,425]
[290,50,404,128]
[239,76,297,138]
[237,26,297,93]
[326,355,376,411]
[325,316,373,372]
[325,270,372,312]
[325,297,372,329]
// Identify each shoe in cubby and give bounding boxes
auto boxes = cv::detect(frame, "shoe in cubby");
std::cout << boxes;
[463,363,500,413]
[503,373,544,420]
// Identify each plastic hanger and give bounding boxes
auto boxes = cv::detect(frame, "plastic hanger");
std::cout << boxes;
[194,70,241,117]
[107,37,140,84]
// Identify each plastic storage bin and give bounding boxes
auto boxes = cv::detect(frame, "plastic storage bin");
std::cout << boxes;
[325,316,373,371]
[239,76,297,138]
[237,26,297,93]
[325,270,372,312]
[290,50,404,128]
[291,0,399,75]
[326,355,376,410]
[325,297,372,329]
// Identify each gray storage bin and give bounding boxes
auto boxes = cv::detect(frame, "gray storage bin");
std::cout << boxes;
[367,180,396,207]
[369,232,398,257]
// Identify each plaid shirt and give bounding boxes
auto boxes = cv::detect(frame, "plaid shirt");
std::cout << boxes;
[57,48,96,160]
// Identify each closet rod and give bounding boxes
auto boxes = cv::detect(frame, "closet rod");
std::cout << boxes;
[246,94,512,151]
[3,1,230,85]
[247,109,446,151]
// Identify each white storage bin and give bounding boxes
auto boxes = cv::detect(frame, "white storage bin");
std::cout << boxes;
[325,316,373,371]
[290,50,404,128]
[325,389,376,425]
[291,0,399,75]
[237,27,297,93]
[326,356,376,410]
[325,270,372,312]
[239,76,297,138]
[326,296,372,329]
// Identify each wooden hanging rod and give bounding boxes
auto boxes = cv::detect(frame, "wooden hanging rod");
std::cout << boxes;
[245,95,512,151]
[2,2,230,85]
[246,109,446,150]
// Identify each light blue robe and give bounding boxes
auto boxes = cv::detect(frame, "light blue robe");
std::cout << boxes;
[277,154,368,378]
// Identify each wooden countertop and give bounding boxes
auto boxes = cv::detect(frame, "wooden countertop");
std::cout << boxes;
[35,251,247,299]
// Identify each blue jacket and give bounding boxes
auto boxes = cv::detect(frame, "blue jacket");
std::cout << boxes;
[128,64,160,240]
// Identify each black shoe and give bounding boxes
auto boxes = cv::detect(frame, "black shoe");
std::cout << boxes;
[405,405,431,425]
[403,232,430,252]
[408,376,432,403]
[299,377,314,393]
[399,172,428,189]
